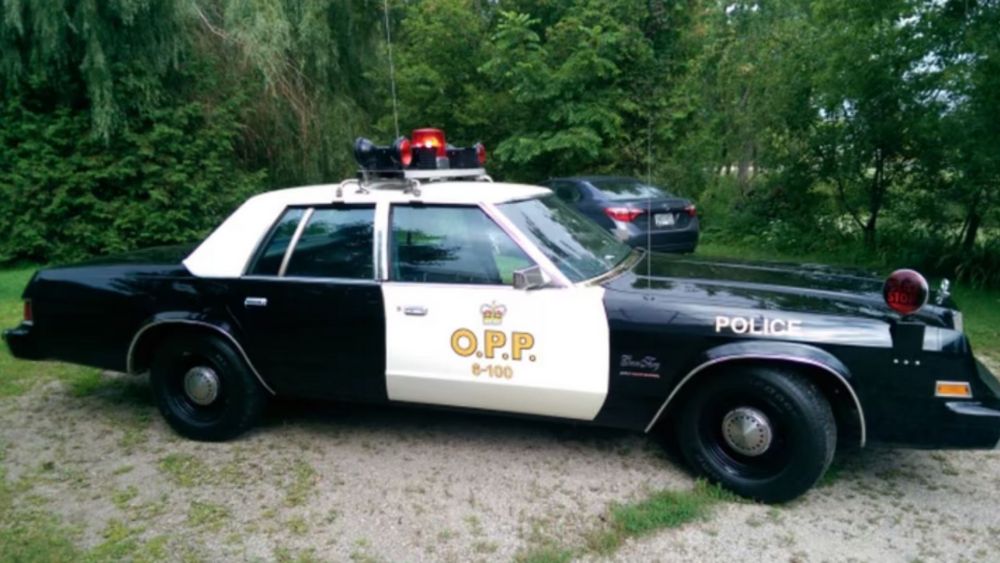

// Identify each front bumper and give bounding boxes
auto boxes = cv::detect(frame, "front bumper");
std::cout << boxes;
[927,360,1000,449]
[872,359,1000,449]
[2,323,43,360]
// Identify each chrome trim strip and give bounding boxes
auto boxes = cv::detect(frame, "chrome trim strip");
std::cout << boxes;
[278,207,314,277]
[374,199,391,281]
[240,275,378,285]
[643,354,867,447]
[480,202,572,288]
[126,320,276,395]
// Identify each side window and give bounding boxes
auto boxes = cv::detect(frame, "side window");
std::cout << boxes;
[285,206,375,279]
[552,182,582,203]
[391,206,534,285]
[248,208,306,276]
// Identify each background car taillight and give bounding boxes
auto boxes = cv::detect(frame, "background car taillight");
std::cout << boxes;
[23,300,33,324]
[685,204,697,217]
[604,207,644,222]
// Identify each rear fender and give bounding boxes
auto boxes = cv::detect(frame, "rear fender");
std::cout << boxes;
[644,340,866,447]
[126,312,275,395]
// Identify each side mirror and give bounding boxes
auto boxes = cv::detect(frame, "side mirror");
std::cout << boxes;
[513,265,547,290]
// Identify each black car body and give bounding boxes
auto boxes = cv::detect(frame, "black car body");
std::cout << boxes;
[542,176,700,253]
[5,170,998,503]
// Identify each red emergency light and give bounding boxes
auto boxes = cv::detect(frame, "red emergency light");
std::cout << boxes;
[412,128,447,158]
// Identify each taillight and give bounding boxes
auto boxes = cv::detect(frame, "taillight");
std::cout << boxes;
[604,207,644,222]
[684,204,697,217]
[24,300,33,323]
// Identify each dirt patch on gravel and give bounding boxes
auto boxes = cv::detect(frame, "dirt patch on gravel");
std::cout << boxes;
[1,371,999,562]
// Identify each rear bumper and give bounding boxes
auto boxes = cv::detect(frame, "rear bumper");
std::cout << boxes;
[2,323,43,360]
[624,230,699,253]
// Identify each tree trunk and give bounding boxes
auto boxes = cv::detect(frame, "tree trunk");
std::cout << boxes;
[962,209,982,252]
[864,148,887,248]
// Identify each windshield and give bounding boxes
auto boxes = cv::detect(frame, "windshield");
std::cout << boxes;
[498,195,632,282]
[588,178,669,200]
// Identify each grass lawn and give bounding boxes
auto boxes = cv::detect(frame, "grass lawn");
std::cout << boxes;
[697,240,1000,359]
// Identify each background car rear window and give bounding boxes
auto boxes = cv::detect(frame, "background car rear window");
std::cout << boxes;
[391,206,533,285]
[284,206,375,279]
[248,208,306,275]
[589,179,670,200]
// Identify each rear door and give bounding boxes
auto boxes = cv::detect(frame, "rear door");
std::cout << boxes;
[230,204,386,401]
[381,204,610,420]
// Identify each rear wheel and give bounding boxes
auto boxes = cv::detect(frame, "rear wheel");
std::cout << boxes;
[675,366,836,503]
[150,333,265,441]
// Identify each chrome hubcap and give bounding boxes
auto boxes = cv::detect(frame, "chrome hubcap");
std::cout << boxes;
[721,407,773,457]
[183,366,220,406]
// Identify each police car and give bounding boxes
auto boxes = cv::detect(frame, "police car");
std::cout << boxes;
[4,128,999,503]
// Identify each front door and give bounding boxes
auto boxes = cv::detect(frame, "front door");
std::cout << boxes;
[231,204,386,401]
[382,204,609,420]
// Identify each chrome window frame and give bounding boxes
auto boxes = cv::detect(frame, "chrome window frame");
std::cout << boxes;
[242,204,379,283]
[380,201,570,289]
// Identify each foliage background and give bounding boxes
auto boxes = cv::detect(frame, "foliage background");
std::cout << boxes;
[1,0,998,285]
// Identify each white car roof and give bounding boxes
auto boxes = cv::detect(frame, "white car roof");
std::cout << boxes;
[183,180,552,278]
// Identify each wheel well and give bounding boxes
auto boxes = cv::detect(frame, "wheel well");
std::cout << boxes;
[653,359,864,449]
[128,323,226,375]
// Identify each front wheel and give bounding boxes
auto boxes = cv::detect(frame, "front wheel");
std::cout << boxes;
[675,366,836,503]
[150,333,266,441]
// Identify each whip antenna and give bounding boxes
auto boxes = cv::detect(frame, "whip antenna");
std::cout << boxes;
[383,0,400,138]
[647,195,652,288]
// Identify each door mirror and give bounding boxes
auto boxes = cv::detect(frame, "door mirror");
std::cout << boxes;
[513,265,547,290]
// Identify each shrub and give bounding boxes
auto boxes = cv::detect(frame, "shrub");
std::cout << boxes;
[0,99,267,265]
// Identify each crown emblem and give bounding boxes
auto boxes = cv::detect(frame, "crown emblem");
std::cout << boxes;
[481,301,507,325]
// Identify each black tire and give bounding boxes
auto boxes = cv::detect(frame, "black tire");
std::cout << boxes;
[150,333,266,441]
[675,366,836,503]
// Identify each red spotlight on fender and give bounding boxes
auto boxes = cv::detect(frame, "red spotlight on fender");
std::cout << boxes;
[883,269,929,316]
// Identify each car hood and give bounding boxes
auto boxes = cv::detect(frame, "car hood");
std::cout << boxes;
[603,252,955,326]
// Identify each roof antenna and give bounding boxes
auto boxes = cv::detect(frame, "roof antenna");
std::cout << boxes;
[645,116,653,289]
[383,0,401,138]
[646,195,652,289]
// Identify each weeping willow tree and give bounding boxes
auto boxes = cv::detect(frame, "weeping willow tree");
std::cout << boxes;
[189,0,384,184]
[0,0,384,264]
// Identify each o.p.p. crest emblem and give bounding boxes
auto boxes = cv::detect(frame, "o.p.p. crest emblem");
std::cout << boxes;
[481,301,507,325]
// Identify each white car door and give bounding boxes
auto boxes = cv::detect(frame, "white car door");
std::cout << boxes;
[381,204,609,420]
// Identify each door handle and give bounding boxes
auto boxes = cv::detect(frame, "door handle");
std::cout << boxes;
[403,306,427,316]
[244,297,268,308]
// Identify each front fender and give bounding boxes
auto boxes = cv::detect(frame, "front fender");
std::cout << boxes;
[644,340,866,447]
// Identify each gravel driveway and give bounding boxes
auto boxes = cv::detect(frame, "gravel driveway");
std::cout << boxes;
[1,364,999,562]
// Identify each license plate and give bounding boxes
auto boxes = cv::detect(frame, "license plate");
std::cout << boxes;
[654,213,675,227]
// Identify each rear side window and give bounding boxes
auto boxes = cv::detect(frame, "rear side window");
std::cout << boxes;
[550,182,582,203]
[248,208,306,276]
[589,178,669,200]
[285,206,376,279]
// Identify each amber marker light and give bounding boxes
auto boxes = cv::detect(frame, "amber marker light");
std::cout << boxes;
[935,381,972,399]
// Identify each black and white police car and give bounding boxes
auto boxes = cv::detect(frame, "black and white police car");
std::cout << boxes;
[4,128,999,502]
